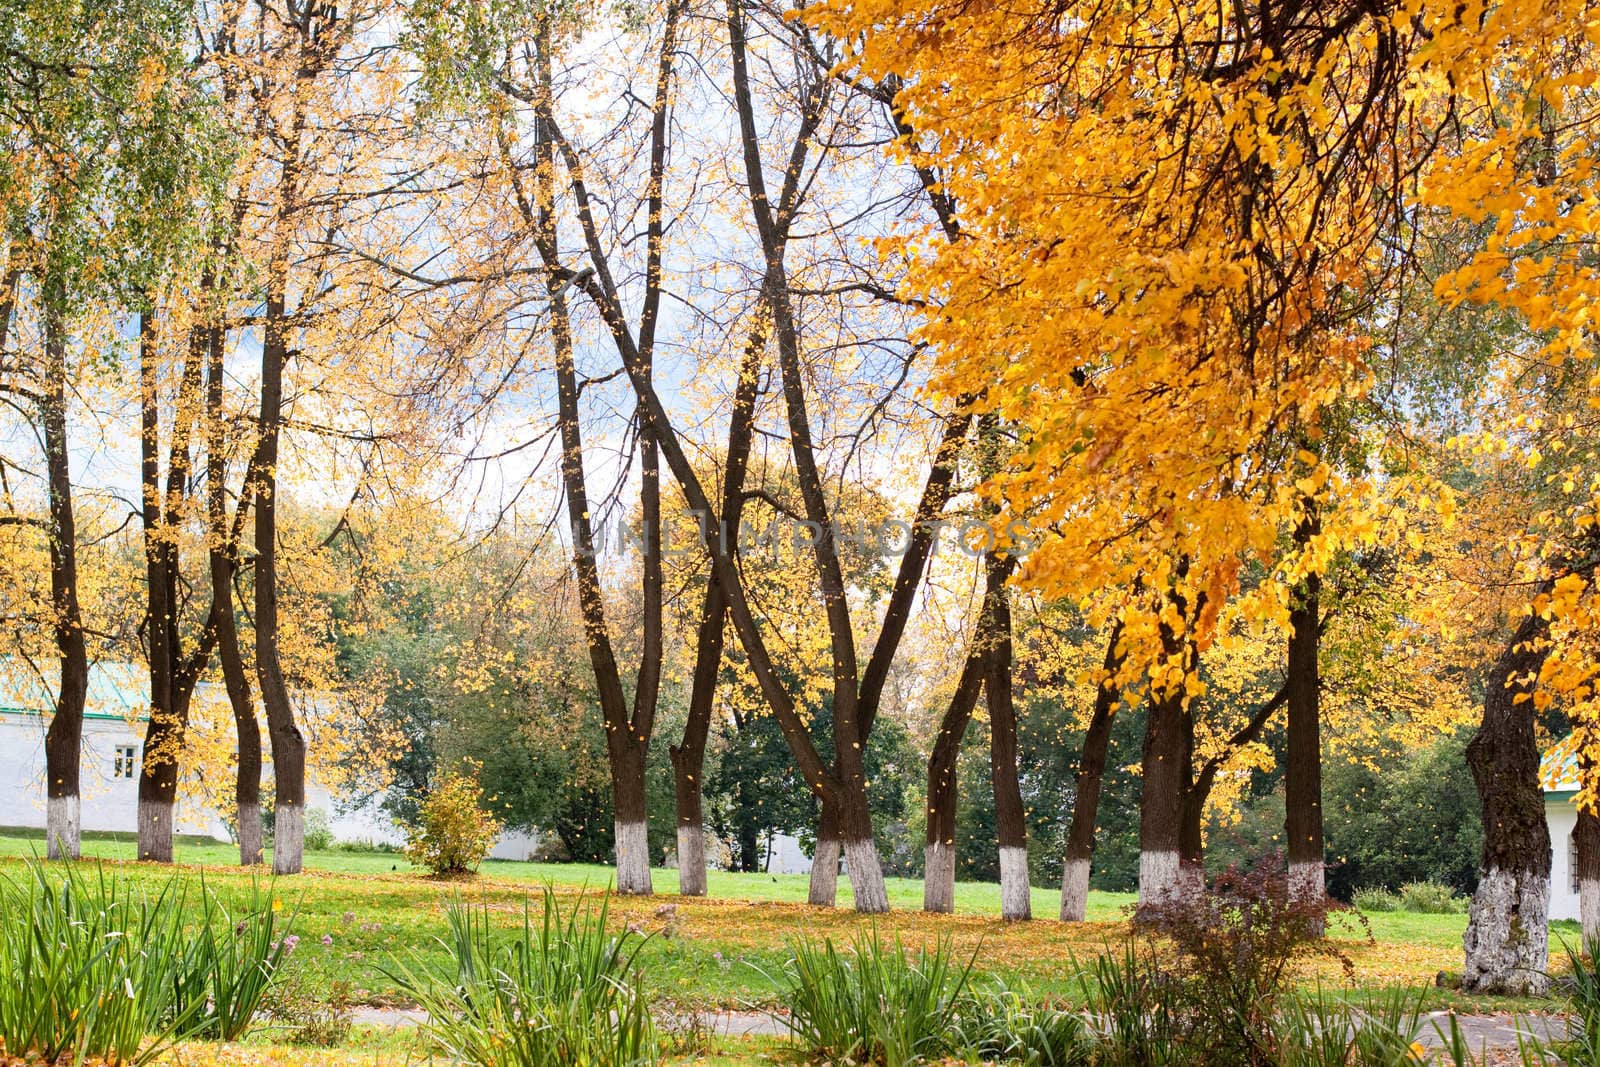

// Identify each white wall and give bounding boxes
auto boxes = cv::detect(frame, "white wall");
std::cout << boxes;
[1549,795,1581,922]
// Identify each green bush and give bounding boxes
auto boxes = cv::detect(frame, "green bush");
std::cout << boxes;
[303,808,334,851]
[1398,881,1466,914]
[1351,887,1401,913]
[405,766,504,876]
[388,887,654,1066]
[0,859,289,1065]
[779,930,976,1067]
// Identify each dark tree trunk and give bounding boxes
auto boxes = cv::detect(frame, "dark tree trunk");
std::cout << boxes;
[1285,509,1325,910]
[257,267,308,875]
[1061,622,1123,921]
[206,320,263,866]
[984,551,1030,920]
[1463,598,1554,995]
[40,290,86,861]
[808,800,842,906]
[1139,668,1194,907]
[924,646,985,913]
[672,309,767,896]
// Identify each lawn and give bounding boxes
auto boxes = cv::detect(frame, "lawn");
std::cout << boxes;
[0,831,1532,1014]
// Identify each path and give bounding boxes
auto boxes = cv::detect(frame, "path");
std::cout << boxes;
[353,1005,1573,1051]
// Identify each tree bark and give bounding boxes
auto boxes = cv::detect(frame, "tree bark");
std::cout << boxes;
[1285,508,1325,912]
[1061,622,1123,921]
[40,289,86,862]
[808,800,841,906]
[924,646,985,913]
[1139,620,1196,909]
[206,317,263,866]
[1577,802,1600,953]
[984,551,1030,920]
[1462,597,1553,996]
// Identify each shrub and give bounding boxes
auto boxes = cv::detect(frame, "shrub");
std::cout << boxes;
[261,977,354,1047]
[303,808,334,852]
[1351,887,1401,913]
[1136,856,1359,1066]
[778,929,975,1066]
[1398,881,1466,914]
[0,859,288,1065]
[388,888,654,1067]
[405,764,504,877]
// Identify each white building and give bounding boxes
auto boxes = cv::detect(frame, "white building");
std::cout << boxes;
[0,660,403,847]
[1545,747,1585,923]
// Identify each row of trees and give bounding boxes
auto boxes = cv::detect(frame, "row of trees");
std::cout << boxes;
[3,0,1597,998]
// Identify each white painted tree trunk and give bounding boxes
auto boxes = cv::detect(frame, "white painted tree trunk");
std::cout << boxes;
[46,795,79,860]
[138,799,174,862]
[1059,857,1090,922]
[923,841,955,913]
[273,802,304,875]
[999,845,1031,920]
[614,819,653,895]
[238,802,263,866]
[844,837,890,914]
[1138,849,1181,908]
[809,837,840,906]
[676,824,706,896]
[1583,875,1600,954]
[1463,867,1550,995]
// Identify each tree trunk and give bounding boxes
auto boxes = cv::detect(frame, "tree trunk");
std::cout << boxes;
[138,306,180,864]
[40,292,86,862]
[924,647,985,913]
[1139,684,1192,908]
[611,741,653,895]
[840,786,889,914]
[984,552,1030,921]
[1577,804,1600,953]
[809,800,841,905]
[1061,623,1122,921]
[1462,600,1553,996]
[1285,510,1325,911]
[257,275,307,876]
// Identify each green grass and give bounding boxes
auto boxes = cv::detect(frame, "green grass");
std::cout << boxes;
[0,832,1543,1015]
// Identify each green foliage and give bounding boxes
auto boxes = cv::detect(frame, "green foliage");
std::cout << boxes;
[261,977,354,1047]
[1322,733,1483,898]
[950,983,1091,1066]
[1351,887,1401,913]
[0,859,288,1065]
[304,808,334,852]
[777,929,976,1066]
[405,767,504,877]
[1397,881,1468,915]
[388,888,655,1067]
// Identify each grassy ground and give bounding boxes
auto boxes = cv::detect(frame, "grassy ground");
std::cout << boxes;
[0,832,1558,1015]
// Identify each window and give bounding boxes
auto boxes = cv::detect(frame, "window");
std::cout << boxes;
[1572,830,1582,895]
[112,745,138,780]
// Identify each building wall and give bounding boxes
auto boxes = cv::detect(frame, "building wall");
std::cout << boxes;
[0,714,229,838]
[1548,795,1581,922]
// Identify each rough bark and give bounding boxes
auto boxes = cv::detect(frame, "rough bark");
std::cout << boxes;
[808,802,841,906]
[40,290,86,862]
[1577,804,1600,952]
[1139,686,1192,908]
[1061,623,1123,921]
[1285,508,1325,911]
[984,551,1030,920]
[1463,599,1553,996]
[924,647,985,912]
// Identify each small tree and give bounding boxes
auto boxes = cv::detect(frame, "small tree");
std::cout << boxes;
[406,765,504,877]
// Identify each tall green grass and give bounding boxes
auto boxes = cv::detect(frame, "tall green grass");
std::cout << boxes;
[389,887,655,1067]
[0,858,289,1065]
[777,929,977,1066]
